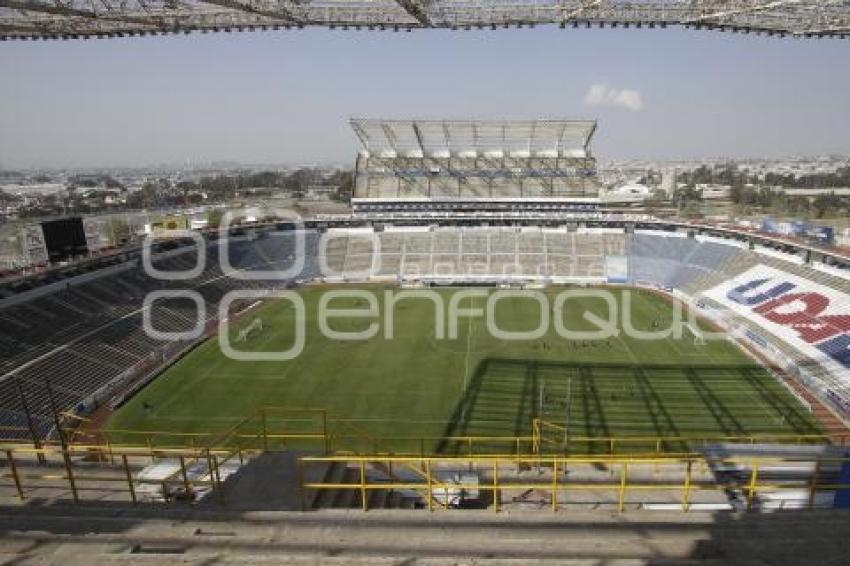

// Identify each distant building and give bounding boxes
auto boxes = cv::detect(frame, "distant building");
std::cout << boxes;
[602,183,653,204]
[0,182,65,196]
[697,184,732,201]
[304,185,337,201]
[660,168,677,199]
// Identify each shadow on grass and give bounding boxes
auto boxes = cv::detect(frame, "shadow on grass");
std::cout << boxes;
[435,359,823,455]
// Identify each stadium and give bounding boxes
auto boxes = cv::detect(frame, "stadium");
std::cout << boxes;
[1,117,849,533]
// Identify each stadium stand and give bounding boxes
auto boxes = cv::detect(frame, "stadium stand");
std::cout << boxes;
[624,232,850,417]
[315,227,625,281]
[0,230,320,439]
[628,232,742,290]
[350,119,600,218]
[1,221,849,447]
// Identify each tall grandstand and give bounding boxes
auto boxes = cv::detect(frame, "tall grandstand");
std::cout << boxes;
[350,118,600,217]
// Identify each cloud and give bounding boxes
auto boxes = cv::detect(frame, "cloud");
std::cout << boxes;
[583,84,644,112]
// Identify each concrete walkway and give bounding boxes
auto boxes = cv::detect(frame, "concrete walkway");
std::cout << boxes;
[1,502,849,564]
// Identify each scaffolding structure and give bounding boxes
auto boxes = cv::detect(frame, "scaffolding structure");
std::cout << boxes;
[2,1,849,41]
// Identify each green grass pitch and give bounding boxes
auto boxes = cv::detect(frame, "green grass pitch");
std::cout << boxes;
[108,285,822,454]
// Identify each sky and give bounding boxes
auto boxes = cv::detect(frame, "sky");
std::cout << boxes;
[1,27,849,169]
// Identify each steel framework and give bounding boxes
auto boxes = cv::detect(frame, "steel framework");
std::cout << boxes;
[350,118,599,200]
[351,118,597,159]
[1,1,849,41]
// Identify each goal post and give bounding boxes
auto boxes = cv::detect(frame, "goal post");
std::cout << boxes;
[536,377,572,454]
[684,322,706,346]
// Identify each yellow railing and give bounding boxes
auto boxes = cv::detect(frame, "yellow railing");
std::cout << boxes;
[0,442,239,505]
[2,409,842,464]
[299,453,850,513]
[532,418,840,455]
[3,430,848,514]
[2,415,841,459]
[64,406,331,452]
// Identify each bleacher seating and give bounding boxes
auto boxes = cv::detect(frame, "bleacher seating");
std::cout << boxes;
[1,224,847,443]
[627,232,850,406]
[0,231,319,438]
[628,233,742,290]
[319,227,625,280]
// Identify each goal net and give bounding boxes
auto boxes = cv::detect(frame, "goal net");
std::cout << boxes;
[684,322,707,346]
[236,318,264,342]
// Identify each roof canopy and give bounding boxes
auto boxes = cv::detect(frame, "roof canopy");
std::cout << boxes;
[2,1,848,40]
[350,118,597,159]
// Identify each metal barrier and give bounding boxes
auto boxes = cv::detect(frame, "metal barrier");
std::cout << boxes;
[4,411,844,459]
[299,453,850,513]
[2,406,845,512]
[2,431,848,513]
[63,406,332,452]
[0,442,240,505]
[532,418,843,455]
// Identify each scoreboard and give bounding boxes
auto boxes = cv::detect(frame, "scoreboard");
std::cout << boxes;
[40,217,88,263]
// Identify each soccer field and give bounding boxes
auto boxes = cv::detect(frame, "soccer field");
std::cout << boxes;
[108,285,822,453]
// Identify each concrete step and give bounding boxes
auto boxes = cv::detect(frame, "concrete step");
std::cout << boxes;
[368,487,388,509]
[332,468,360,508]
[206,451,305,511]
[312,462,348,509]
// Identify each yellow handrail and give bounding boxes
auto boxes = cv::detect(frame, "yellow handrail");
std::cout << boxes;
[298,453,850,513]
